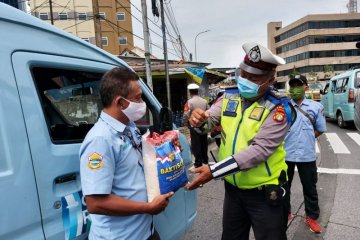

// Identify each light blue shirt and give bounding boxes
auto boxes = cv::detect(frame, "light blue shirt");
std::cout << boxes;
[80,111,152,240]
[284,98,327,162]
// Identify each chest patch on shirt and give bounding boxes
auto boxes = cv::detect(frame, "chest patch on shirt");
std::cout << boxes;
[249,107,265,121]
[223,99,239,117]
[88,152,104,170]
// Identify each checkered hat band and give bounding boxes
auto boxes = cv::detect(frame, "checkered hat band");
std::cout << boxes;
[244,55,277,71]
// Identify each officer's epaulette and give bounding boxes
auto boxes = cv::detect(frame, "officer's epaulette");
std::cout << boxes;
[266,89,296,125]
[224,87,239,99]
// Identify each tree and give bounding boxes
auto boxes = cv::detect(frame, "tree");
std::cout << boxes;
[323,65,334,79]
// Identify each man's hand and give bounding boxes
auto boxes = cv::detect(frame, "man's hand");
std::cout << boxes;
[189,109,210,127]
[185,165,213,190]
[147,192,174,215]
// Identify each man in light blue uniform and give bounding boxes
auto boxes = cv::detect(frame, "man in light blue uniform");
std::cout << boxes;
[284,75,326,234]
[80,67,173,240]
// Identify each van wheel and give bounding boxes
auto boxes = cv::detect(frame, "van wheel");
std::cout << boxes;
[337,112,346,128]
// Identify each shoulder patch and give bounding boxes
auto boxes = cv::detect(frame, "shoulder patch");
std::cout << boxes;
[275,106,285,113]
[273,111,285,123]
[88,152,104,170]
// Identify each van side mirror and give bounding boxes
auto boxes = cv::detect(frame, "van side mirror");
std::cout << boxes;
[159,107,173,134]
[320,89,324,95]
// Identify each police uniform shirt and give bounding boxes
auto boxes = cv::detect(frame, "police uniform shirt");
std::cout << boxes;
[207,95,290,170]
[284,98,326,162]
[80,111,152,240]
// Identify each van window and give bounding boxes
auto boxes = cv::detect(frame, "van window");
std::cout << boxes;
[31,67,152,143]
[323,83,329,94]
[335,79,344,93]
[341,78,349,92]
[335,78,348,93]
[355,71,360,88]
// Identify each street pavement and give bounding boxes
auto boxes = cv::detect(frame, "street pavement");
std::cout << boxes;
[184,120,360,240]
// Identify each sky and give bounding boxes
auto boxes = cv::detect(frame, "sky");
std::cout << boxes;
[131,0,349,68]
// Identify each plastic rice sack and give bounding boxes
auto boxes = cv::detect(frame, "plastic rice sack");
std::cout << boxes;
[142,130,188,202]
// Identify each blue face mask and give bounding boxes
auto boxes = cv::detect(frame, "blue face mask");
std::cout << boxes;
[236,76,265,99]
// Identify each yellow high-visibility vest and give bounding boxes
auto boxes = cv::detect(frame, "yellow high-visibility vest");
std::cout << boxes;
[218,91,290,189]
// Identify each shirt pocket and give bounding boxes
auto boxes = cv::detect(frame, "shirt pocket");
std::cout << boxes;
[301,114,314,130]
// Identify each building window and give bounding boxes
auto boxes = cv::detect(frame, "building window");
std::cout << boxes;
[82,38,90,42]
[59,13,68,20]
[99,12,106,21]
[101,37,108,46]
[117,12,125,21]
[39,13,49,20]
[119,36,127,45]
[78,13,87,21]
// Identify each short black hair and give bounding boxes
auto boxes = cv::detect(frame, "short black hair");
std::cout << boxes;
[100,67,140,107]
[189,89,199,95]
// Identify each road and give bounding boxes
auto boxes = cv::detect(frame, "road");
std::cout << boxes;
[184,120,360,240]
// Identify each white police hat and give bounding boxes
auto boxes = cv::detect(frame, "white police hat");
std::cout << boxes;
[187,83,199,90]
[239,42,286,75]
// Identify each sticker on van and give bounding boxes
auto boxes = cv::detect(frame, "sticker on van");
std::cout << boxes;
[61,191,91,239]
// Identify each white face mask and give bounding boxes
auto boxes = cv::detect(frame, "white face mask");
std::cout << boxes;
[122,98,147,122]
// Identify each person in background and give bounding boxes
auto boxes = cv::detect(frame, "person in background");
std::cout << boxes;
[80,67,173,240]
[284,75,326,234]
[186,42,296,240]
[209,90,224,147]
[183,83,209,168]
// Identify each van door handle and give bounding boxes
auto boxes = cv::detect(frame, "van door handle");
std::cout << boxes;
[55,173,77,184]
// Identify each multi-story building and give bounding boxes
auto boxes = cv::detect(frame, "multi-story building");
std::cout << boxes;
[1,0,27,11]
[30,0,133,55]
[98,0,134,55]
[268,13,360,83]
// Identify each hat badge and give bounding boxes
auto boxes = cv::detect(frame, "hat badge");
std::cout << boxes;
[248,45,261,63]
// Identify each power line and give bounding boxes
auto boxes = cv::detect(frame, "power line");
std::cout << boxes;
[102,17,180,58]
[58,0,72,15]
[115,0,179,47]
[63,16,94,30]
[30,0,49,14]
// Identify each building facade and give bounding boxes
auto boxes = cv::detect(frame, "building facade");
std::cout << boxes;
[30,0,133,55]
[268,13,360,82]
[98,0,134,55]
[1,0,27,11]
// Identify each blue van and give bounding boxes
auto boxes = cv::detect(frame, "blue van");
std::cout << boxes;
[0,3,196,239]
[320,68,360,128]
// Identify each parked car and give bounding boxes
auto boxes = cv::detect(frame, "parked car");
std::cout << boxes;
[305,83,323,101]
[320,68,360,128]
[0,3,196,239]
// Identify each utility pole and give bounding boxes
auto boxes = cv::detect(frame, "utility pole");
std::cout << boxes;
[141,0,153,90]
[160,0,171,108]
[92,0,102,48]
[49,0,54,25]
[178,35,185,61]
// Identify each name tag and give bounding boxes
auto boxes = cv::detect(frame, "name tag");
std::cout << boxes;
[249,107,265,121]
[223,100,239,117]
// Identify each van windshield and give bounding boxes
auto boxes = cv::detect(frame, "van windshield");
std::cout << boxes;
[308,83,323,90]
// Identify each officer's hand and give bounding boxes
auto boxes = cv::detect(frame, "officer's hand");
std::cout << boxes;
[147,192,174,215]
[185,165,213,190]
[189,109,210,127]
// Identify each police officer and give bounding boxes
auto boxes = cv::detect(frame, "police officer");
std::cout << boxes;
[186,42,296,240]
[284,75,326,234]
[80,67,174,240]
[183,83,209,168]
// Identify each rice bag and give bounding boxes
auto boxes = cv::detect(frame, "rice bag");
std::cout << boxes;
[142,130,188,202]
